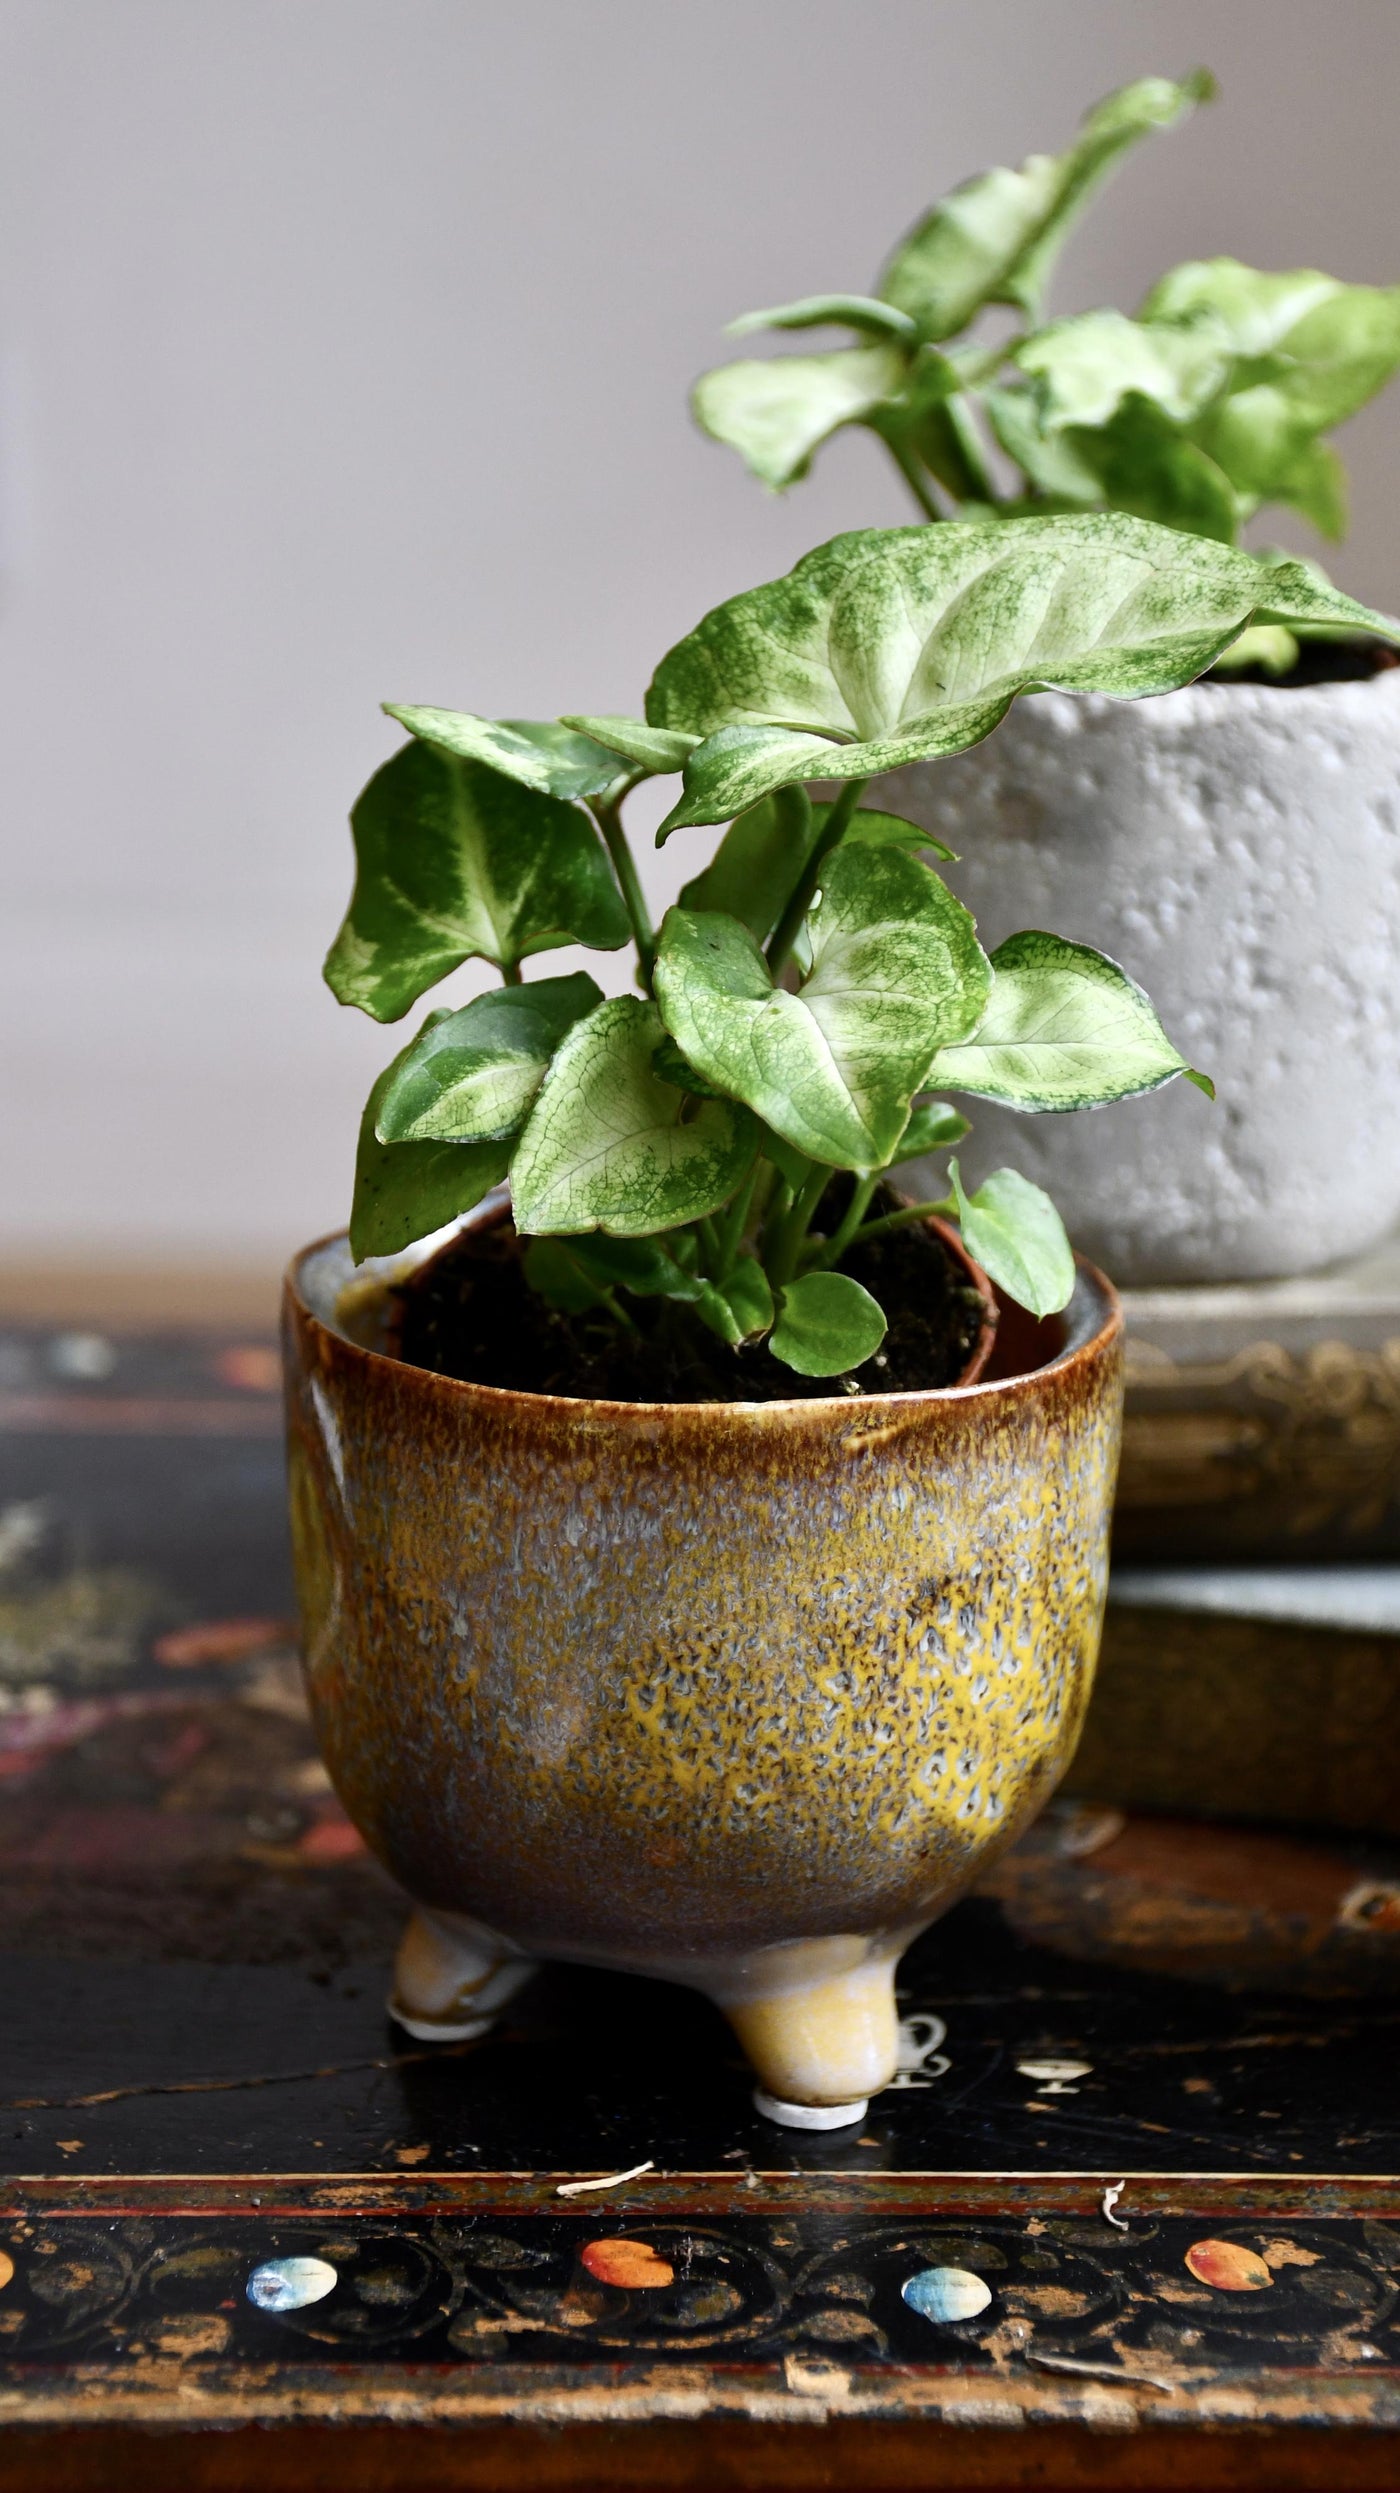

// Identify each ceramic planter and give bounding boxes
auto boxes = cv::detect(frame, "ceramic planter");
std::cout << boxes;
[878,667,1400,1285]
[283,1210,1123,2127]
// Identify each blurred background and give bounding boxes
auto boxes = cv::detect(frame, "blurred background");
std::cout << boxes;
[2,0,1398,1285]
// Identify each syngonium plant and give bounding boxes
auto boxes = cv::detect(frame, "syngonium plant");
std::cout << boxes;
[327,514,1398,1381]
[694,73,1400,672]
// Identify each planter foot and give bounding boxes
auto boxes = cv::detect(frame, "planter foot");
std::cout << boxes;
[389,1906,537,2042]
[713,1933,903,2111]
[753,2088,869,2131]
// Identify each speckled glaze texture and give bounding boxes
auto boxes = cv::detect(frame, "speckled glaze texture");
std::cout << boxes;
[283,1220,1122,2103]
[879,669,1400,1285]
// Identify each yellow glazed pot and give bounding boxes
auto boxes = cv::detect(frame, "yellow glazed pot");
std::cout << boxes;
[283,1212,1123,2129]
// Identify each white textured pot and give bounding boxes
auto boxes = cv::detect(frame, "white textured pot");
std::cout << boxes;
[880,668,1400,1285]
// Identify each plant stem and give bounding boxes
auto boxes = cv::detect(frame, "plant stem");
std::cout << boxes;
[882,429,946,522]
[767,1163,831,1290]
[815,1172,880,1269]
[592,794,656,991]
[712,1161,759,1279]
[765,778,869,979]
[501,959,524,986]
[848,1195,957,1248]
[592,1281,641,1334]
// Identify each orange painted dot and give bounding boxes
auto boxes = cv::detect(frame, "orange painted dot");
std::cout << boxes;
[580,2237,674,2289]
[1185,2238,1272,2292]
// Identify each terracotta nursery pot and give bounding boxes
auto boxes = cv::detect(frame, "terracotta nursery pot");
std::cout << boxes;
[283,1205,1123,2129]
[880,665,1400,1285]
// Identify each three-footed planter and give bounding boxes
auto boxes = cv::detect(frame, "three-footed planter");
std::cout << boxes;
[881,665,1400,1285]
[283,1210,1123,2129]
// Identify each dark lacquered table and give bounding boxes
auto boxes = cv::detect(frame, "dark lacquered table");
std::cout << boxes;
[2,1316,1399,2488]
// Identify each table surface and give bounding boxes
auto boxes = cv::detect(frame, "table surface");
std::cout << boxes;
[3,1314,1400,2488]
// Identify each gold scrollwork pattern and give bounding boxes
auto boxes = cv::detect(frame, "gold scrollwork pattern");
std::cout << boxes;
[1119,1336,1400,1539]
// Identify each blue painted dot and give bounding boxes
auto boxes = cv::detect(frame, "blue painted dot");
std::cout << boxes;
[247,2255,338,2312]
[902,2264,992,2324]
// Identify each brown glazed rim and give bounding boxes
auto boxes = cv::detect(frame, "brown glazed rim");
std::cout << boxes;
[287,1199,1122,1429]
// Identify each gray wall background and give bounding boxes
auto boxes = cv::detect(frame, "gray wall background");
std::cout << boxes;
[3,0,1399,1266]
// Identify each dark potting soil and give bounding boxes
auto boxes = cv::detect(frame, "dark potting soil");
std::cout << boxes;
[1204,638,1399,691]
[391,1191,990,1404]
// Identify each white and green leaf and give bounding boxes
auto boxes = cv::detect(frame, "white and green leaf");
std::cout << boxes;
[1014,309,1232,432]
[678,793,948,947]
[726,294,918,341]
[877,71,1213,338]
[654,845,990,1171]
[325,743,630,1019]
[949,1159,1075,1318]
[349,1050,509,1263]
[510,996,758,1238]
[930,931,1210,1111]
[383,707,631,801]
[558,716,701,774]
[647,514,1400,829]
[769,1270,887,1377]
[691,341,910,490]
[373,972,603,1144]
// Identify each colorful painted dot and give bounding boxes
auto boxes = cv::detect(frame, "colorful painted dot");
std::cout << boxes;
[580,2237,675,2289]
[1185,2239,1272,2292]
[0,2250,12,2292]
[246,2255,338,2312]
[902,2265,992,2324]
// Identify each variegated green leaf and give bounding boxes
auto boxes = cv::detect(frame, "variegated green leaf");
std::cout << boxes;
[929,931,1209,1111]
[878,72,1213,338]
[654,846,990,1172]
[558,716,700,774]
[325,743,630,1020]
[1142,259,1400,432]
[374,973,603,1144]
[726,294,917,341]
[1143,259,1400,520]
[1015,310,1231,431]
[383,707,629,801]
[349,1049,509,1263]
[647,515,1400,830]
[678,794,949,946]
[510,996,757,1238]
[950,1159,1074,1318]
[691,341,909,490]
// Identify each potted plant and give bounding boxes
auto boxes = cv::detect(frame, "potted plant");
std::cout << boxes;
[284,515,1393,2126]
[695,72,1400,1283]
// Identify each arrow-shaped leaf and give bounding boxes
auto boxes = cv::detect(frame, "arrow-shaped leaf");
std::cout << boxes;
[374,972,603,1144]
[349,1047,509,1263]
[647,514,1400,830]
[691,341,910,491]
[510,996,758,1237]
[325,742,630,1020]
[654,845,990,1171]
[678,794,949,945]
[930,931,1209,1111]
[383,707,632,801]
[878,71,1214,339]
[949,1158,1075,1319]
